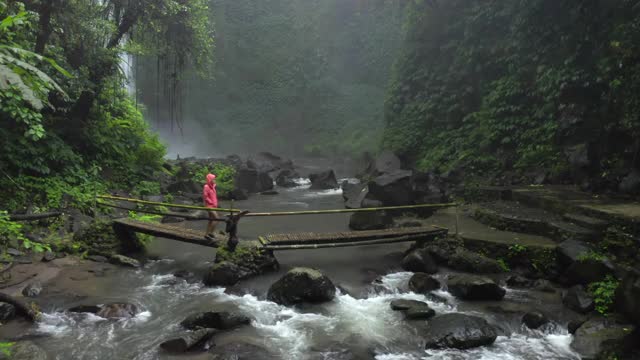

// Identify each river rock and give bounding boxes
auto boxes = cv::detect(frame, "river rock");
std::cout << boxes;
[390,299,429,311]
[309,170,339,190]
[367,170,413,206]
[372,151,402,175]
[181,311,250,330]
[342,182,368,209]
[401,249,438,274]
[267,267,336,305]
[257,172,274,192]
[571,317,636,359]
[422,313,498,350]
[97,303,139,319]
[248,152,293,173]
[110,254,140,268]
[276,169,300,188]
[0,302,16,321]
[88,255,108,263]
[209,341,275,360]
[235,167,259,193]
[619,169,640,194]
[522,312,549,329]
[160,329,216,353]
[405,305,436,320]
[1,341,48,360]
[617,268,640,326]
[22,281,42,298]
[422,238,461,264]
[348,211,392,230]
[204,246,279,287]
[506,275,534,288]
[556,240,614,285]
[230,188,249,200]
[408,273,440,293]
[447,249,505,274]
[562,285,594,314]
[447,274,506,301]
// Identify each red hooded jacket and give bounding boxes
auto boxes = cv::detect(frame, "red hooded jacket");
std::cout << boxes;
[203,173,218,208]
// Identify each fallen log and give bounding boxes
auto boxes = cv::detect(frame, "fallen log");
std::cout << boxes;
[0,292,40,322]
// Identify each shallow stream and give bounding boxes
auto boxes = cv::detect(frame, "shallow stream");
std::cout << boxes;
[9,164,582,359]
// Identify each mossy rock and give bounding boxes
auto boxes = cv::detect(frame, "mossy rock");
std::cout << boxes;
[73,219,144,257]
[204,244,279,286]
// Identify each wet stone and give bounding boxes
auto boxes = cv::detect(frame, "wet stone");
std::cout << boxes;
[390,299,428,311]
[41,251,56,262]
[109,254,140,268]
[0,302,16,321]
[522,312,549,329]
[88,255,108,263]
[22,281,42,298]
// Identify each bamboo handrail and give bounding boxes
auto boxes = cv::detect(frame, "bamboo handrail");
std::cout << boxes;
[97,194,457,217]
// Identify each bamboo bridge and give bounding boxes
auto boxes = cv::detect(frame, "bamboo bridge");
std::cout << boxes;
[100,195,455,250]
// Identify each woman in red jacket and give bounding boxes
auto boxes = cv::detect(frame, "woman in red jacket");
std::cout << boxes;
[203,173,218,240]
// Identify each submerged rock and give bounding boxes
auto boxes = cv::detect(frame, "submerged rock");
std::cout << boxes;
[97,303,139,319]
[401,249,438,274]
[390,299,428,311]
[522,312,549,329]
[267,267,336,306]
[203,245,279,287]
[447,274,506,301]
[181,311,250,330]
[571,317,636,359]
[447,249,505,274]
[422,313,498,350]
[160,329,216,353]
[408,273,440,294]
[309,169,339,190]
[562,285,594,314]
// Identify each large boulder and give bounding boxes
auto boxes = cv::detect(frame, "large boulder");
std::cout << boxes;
[276,169,300,188]
[0,302,16,321]
[558,240,614,285]
[619,170,640,194]
[74,219,143,257]
[348,211,392,230]
[408,273,440,294]
[522,312,549,329]
[342,182,368,209]
[372,151,402,175]
[247,152,293,173]
[309,170,339,190]
[447,250,505,274]
[447,275,506,301]
[256,172,274,193]
[203,246,279,287]
[571,317,636,360]
[367,170,413,206]
[422,313,498,350]
[181,311,250,330]
[401,249,438,274]
[562,285,594,314]
[235,167,259,193]
[617,268,640,326]
[267,268,336,306]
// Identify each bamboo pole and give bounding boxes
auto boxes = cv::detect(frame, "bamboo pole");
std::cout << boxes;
[261,233,444,250]
[96,201,227,222]
[97,194,457,217]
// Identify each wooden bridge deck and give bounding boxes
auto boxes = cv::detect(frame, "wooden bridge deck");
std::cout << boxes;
[113,218,221,248]
[259,226,448,250]
[114,219,448,251]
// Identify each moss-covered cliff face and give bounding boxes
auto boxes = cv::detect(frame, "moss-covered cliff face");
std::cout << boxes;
[384,0,640,190]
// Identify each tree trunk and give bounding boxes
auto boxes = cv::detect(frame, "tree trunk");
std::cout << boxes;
[35,0,56,54]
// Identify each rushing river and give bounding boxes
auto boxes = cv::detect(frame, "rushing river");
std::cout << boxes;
[11,164,582,359]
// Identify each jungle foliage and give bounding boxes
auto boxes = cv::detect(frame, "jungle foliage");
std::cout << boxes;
[384,0,640,186]
[137,0,407,158]
[0,0,213,212]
